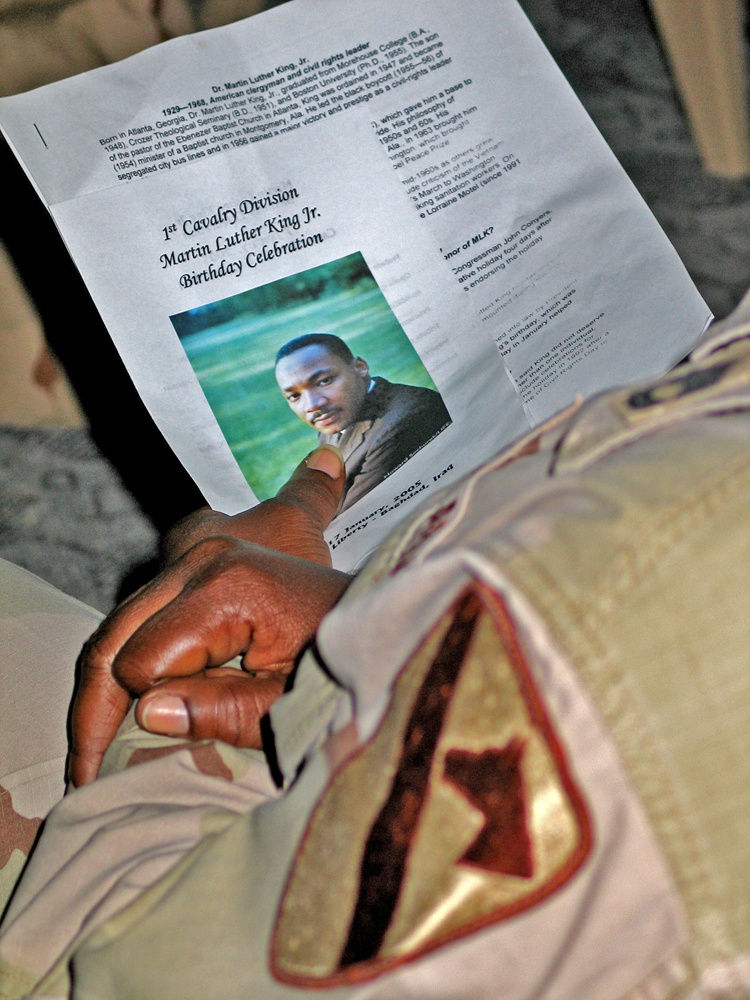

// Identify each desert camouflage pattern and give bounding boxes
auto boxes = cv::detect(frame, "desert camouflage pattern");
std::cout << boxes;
[1,297,750,998]
[0,562,102,919]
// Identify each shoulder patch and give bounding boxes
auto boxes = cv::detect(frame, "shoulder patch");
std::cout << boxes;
[552,337,750,475]
[270,585,593,986]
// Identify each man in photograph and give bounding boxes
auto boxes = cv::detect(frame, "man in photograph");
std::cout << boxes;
[275,333,451,512]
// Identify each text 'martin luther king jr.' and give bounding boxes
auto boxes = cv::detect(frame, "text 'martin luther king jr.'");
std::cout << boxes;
[275,333,451,513]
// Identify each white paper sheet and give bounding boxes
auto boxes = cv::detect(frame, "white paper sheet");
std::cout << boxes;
[0,0,711,570]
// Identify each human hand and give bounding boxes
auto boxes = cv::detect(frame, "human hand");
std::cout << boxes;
[69,447,350,787]
[163,444,344,567]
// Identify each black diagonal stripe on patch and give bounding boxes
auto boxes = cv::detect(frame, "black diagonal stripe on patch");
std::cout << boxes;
[337,588,483,969]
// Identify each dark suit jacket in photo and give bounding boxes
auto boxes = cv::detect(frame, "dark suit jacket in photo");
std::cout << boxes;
[319,376,451,512]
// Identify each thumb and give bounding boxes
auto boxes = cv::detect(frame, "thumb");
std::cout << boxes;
[277,445,346,530]
[163,446,346,568]
[135,669,286,747]
[266,445,346,565]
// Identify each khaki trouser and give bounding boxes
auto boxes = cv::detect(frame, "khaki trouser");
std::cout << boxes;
[1,298,749,998]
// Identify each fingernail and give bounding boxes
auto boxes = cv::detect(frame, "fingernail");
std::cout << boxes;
[305,445,343,479]
[140,695,189,736]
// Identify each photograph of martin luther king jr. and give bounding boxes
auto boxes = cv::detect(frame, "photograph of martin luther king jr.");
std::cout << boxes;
[275,333,451,512]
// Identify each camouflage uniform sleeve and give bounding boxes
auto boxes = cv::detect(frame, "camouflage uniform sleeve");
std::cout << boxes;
[2,314,750,999]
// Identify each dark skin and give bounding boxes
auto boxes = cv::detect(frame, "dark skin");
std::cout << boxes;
[69,445,352,787]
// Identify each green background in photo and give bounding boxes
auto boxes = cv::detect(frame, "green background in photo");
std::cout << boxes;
[171,252,439,500]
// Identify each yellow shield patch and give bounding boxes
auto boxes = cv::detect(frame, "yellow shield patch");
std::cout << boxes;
[271,584,592,986]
